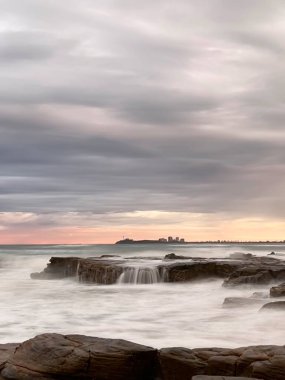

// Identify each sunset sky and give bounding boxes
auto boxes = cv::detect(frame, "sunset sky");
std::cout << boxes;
[1,0,285,244]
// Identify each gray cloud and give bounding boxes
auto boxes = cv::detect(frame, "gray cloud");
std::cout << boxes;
[1,0,285,232]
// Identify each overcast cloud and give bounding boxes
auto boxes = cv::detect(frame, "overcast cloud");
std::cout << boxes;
[1,0,285,239]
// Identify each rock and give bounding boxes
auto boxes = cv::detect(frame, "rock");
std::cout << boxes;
[32,255,285,286]
[159,347,208,379]
[223,297,264,307]
[31,257,124,284]
[0,344,18,371]
[164,253,189,260]
[270,282,285,297]
[2,335,285,380]
[99,255,121,258]
[162,261,242,282]
[268,251,276,255]
[31,257,80,279]
[160,345,285,380]
[1,333,157,380]
[260,301,285,310]
[223,257,285,287]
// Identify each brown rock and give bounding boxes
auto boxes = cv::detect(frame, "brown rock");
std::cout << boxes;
[223,297,264,307]
[162,261,241,282]
[260,301,285,311]
[1,333,157,380]
[159,347,208,379]
[0,344,18,371]
[270,282,285,297]
[207,355,238,376]
[32,255,285,286]
[160,345,285,380]
[31,257,124,284]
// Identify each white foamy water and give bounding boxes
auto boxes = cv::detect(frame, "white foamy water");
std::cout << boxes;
[1,243,285,348]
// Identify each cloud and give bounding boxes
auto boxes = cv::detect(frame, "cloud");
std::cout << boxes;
[1,0,285,240]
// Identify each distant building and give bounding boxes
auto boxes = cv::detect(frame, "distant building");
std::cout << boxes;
[180,238,185,243]
[175,237,180,242]
[158,238,167,243]
[168,236,173,242]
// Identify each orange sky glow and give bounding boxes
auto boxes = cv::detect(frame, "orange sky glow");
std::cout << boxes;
[1,213,285,244]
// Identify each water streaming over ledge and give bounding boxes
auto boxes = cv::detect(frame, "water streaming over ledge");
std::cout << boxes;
[117,267,162,284]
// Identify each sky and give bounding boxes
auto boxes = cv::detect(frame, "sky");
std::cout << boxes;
[1,0,285,243]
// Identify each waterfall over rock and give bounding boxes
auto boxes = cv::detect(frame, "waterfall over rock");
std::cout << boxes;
[117,267,161,284]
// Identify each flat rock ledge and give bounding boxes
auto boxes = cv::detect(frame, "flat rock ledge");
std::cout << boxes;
[1,334,285,379]
[31,254,285,286]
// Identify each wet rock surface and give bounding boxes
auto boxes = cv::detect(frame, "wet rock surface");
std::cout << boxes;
[222,256,285,287]
[0,344,18,371]
[31,256,124,284]
[31,254,285,287]
[223,297,264,307]
[260,301,285,310]
[1,334,157,380]
[159,345,285,380]
[270,282,285,297]
[1,334,285,380]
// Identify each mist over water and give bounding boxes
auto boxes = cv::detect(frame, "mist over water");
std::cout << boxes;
[1,244,285,348]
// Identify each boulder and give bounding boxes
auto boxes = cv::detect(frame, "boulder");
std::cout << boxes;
[260,301,285,311]
[270,282,285,297]
[1,333,157,380]
[164,253,189,260]
[159,347,208,379]
[223,297,264,307]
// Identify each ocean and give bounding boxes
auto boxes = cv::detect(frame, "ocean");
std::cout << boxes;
[0,243,285,348]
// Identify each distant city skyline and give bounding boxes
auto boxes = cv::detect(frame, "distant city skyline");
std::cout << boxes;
[1,1,285,244]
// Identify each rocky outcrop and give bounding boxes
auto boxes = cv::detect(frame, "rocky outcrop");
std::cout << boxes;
[161,261,242,282]
[159,345,285,380]
[1,334,157,380]
[223,257,285,287]
[270,282,285,297]
[31,257,124,284]
[31,257,81,279]
[31,255,285,287]
[1,334,285,379]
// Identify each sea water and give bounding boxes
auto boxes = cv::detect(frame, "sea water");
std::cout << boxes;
[0,243,285,348]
